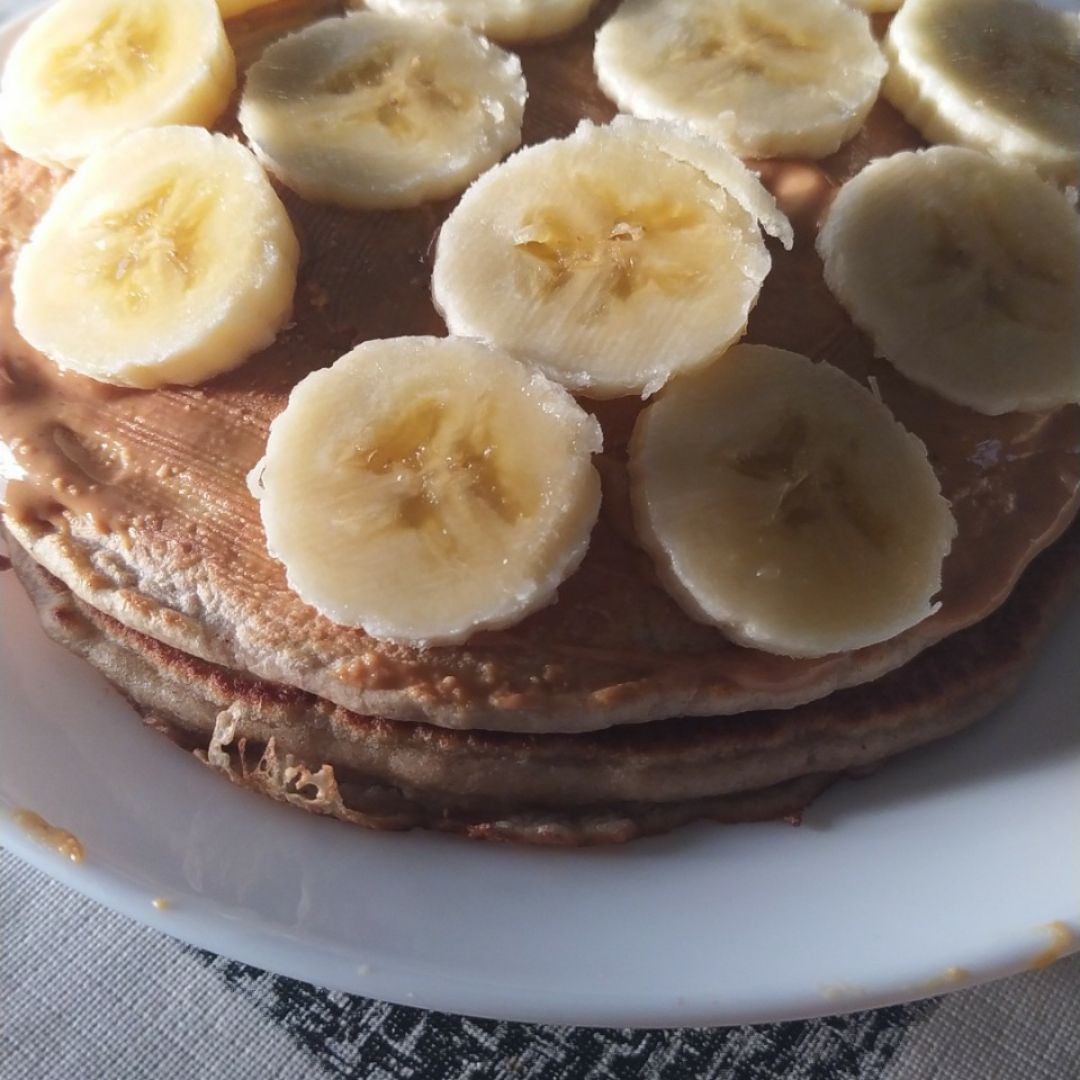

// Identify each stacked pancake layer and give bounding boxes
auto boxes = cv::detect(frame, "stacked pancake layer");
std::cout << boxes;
[0,0,1078,843]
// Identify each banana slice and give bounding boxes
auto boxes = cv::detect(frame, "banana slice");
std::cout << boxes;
[350,0,597,44]
[817,147,1080,416]
[629,345,955,658]
[238,13,526,210]
[846,0,902,11]
[253,337,602,645]
[218,0,277,15]
[432,117,790,399]
[13,126,299,389]
[594,0,886,159]
[0,0,235,168]
[883,0,1080,185]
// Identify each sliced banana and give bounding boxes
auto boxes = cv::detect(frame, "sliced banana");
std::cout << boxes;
[217,0,278,16]
[629,345,956,658]
[432,117,790,399]
[238,13,526,210]
[351,0,597,44]
[883,0,1080,185]
[614,115,794,250]
[594,0,886,159]
[13,126,299,389]
[0,0,235,168]
[817,147,1080,416]
[253,337,602,645]
[846,0,902,11]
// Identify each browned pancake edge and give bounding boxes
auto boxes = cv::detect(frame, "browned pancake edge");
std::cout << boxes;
[7,515,1078,844]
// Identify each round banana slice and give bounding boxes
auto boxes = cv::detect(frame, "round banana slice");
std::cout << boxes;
[846,0,902,11]
[218,0,277,15]
[817,147,1080,416]
[238,13,526,210]
[883,0,1080,185]
[253,337,603,645]
[350,0,597,44]
[433,118,788,399]
[0,0,236,168]
[629,345,956,658]
[594,0,886,159]
[13,126,299,389]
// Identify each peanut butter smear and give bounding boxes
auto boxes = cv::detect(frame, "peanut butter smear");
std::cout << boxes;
[12,809,85,863]
[0,2,1078,733]
[1030,921,1077,970]
[915,966,971,993]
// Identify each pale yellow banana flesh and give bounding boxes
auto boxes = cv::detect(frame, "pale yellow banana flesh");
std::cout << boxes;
[253,337,602,645]
[593,0,886,159]
[817,147,1080,415]
[12,126,299,389]
[846,0,902,11]
[433,118,787,399]
[608,115,793,250]
[350,0,598,44]
[883,0,1080,185]
[0,0,235,168]
[629,345,956,658]
[217,0,278,15]
[238,13,526,210]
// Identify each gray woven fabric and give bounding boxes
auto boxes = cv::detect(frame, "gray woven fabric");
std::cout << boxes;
[3,849,1078,1079]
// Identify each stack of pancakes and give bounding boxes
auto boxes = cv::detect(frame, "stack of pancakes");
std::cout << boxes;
[2,1,1078,844]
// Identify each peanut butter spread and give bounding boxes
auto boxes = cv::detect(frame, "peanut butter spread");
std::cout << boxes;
[0,3,1078,733]
[1031,921,1077,970]
[12,808,85,863]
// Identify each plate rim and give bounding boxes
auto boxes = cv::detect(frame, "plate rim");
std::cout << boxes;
[2,0,1080,1029]
[3,559,1080,1028]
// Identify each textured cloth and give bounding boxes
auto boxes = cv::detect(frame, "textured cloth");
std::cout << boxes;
[3,848,1080,1079]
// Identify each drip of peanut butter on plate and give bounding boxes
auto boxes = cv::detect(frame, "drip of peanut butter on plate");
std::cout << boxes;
[1030,921,1078,970]
[12,808,85,863]
[0,2,1077,729]
[914,965,971,993]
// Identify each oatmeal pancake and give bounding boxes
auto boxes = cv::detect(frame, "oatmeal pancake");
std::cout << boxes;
[0,1,1078,736]
[7,516,1078,843]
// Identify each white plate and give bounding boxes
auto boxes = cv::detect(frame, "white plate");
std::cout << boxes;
[3,557,1080,1027]
[2,0,1080,1029]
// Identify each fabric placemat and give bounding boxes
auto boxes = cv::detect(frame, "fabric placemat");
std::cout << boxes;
[2,848,1078,1079]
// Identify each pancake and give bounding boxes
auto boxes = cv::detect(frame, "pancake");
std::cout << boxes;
[1,1,1078,736]
[7,515,1079,843]
[1,0,1080,852]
